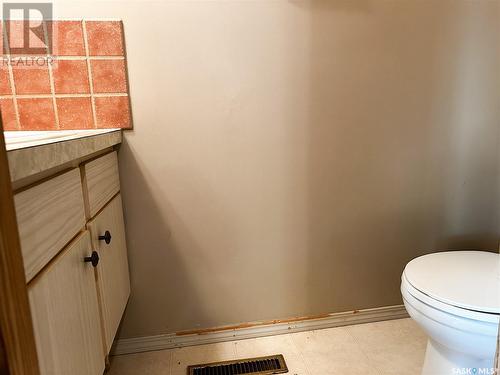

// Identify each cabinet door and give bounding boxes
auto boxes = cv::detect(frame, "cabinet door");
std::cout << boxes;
[28,231,104,375]
[15,168,86,281]
[87,193,130,353]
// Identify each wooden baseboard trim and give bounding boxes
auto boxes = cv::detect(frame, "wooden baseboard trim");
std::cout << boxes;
[112,304,408,356]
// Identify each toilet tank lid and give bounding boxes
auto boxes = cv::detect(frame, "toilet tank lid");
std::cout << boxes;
[403,251,500,314]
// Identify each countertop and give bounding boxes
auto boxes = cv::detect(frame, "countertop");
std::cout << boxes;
[5,129,122,184]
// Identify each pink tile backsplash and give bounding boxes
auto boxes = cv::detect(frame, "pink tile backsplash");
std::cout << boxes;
[53,60,90,94]
[0,67,11,95]
[51,21,86,56]
[17,98,56,130]
[12,65,52,95]
[86,21,125,56]
[57,97,94,129]
[0,99,17,130]
[95,96,131,128]
[0,20,132,131]
[91,59,127,93]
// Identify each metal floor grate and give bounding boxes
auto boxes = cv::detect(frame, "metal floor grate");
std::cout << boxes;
[187,354,288,375]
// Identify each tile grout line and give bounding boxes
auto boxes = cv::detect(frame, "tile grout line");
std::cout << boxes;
[2,55,125,61]
[0,93,129,99]
[2,22,21,130]
[81,20,98,129]
[43,21,60,129]
[59,55,125,61]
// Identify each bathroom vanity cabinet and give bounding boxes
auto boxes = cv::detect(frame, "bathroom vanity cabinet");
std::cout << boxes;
[6,130,129,375]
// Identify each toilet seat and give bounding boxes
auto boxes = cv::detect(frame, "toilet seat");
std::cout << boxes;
[403,250,500,314]
[402,273,499,324]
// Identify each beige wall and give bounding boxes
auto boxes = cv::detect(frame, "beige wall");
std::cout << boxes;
[51,0,500,339]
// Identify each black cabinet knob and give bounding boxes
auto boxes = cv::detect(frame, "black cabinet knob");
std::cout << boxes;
[98,231,112,245]
[84,251,100,267]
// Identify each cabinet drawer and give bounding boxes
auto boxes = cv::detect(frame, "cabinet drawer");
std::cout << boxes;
[28,231,104,375]
[15,168,86,282]
[83,151,120,218]
[87,193,130,353]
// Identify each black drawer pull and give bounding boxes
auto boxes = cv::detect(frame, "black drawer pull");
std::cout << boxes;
[98,231,112,245]
[84,251,99,267]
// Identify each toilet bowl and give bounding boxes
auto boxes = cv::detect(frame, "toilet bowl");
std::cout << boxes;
[401,251,500,375]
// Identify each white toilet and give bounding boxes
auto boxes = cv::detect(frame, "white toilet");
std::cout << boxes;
[401,251,500,375]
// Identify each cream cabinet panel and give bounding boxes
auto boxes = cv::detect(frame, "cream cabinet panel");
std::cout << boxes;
[15,168,86,281]
[87,193,130,352]
[28,231,104,375]
[83,151,120,218]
